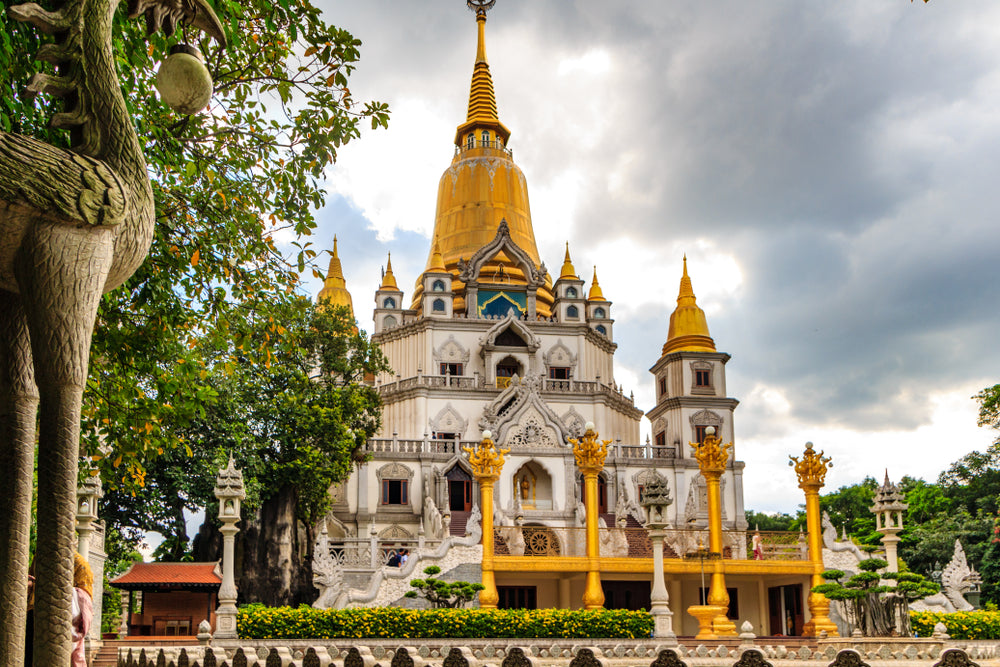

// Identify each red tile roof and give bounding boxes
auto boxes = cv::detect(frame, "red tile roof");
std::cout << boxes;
[110,562,222,589]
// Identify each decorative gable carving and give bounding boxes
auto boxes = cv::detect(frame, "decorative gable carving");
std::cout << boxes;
[429,403,468,437]
[433,335,470,364]
[378,524,413,539]
[457,219,548,287]
[479,311,541,352]
[544,339,577,368]
[689,409,723,429]
[376,462,414,481]
[479,373,568,447]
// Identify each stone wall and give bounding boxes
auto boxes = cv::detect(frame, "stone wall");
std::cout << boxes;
[118,642,999,667]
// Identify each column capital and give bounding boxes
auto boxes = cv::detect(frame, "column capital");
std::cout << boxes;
[690,428,732,476]
[463,431,508,482]
[789,442,832,491]
[570,423,609,474]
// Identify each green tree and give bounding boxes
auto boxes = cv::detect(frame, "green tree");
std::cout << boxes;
[102,301,388,605]
[404,566,485,609]
[1,0,388,495]
[820,477,881,550]
[745,510,801,532]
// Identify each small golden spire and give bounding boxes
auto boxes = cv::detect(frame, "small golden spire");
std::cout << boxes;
[559,242,578,280]
[428,239,447,272]
[317,235,354,314]
[587,266,605,301]
[380,253,399,290]
[662,256,715,354]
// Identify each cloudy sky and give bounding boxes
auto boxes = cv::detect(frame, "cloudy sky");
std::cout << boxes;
[302,1,1000,513]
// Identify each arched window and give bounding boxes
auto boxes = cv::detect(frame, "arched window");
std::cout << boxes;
[382,297,396,309]
[596,325,607,336]
[481,130,490,146]
[566,287,578,298]
[566,305,579,319]
[594,307,606,319]
[432,298,446,313]
[383,315,397,329]
[432,279,446,292]
[466,133,474,149]
[497,136,504,150]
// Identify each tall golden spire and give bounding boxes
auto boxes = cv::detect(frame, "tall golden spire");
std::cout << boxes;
[454,0,510,146]
[559,242,578,280]
[587,266,605,301]
[413,0,553,317]
[662,256,716,354]
[317,236,354,315]
[380,253,399,290]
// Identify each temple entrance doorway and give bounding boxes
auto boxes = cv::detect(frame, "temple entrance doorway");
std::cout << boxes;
[446,466,473,512]
[767,583,804,636]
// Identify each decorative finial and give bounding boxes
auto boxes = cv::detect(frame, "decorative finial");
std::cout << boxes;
[467,0,496,17]
[789,442,833,489]
[332,235,338,257]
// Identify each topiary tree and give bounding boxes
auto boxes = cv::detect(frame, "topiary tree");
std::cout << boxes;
[814,558,939,637]
[404,566,485,608]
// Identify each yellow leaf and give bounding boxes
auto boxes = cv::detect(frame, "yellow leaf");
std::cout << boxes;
[191,249,200,266]
[113,455,122,468]
[304,46,319,57]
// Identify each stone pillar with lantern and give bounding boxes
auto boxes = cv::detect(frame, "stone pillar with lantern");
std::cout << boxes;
[640,472,677,641]
[213,457,245,639]
[463,430,508,609]
[789,442,839,637]
[690,425,736,636]
[570,422,610,610]
[76,473,107,642]
[870,471,908,573]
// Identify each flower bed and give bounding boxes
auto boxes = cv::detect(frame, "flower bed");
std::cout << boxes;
[238,605,653,640]
[911,610,1000,640]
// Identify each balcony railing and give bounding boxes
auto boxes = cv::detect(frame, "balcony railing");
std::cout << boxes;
[362,435,678,459]
[493,526,809,561]
[455,138,513,158]
[377,374,636,407]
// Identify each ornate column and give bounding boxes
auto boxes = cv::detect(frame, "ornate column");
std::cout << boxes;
[571,421,610,610]
[789,442,839,637]
[640,474,676,642]
[690,426,736,636]
[463,430,508,609]
[213,457,245,639]
[870,472,908,573]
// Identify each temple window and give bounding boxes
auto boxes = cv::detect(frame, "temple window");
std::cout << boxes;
[482,130,490,146]
[548,367,570,380]
[566,286,578,298]
[381,479,408,505]
[383,297,396,309]
[440,362,463,376]
[691,362,714,394]
[432,279,446,292]
[433,298,446,312]
[566,305,579,319]
[655,432,666,448]
[382,315,397,329]
[695,425,708,443]
[467,133,475,149]
[594,307,606,319]
[659,377,667,397]
[595,325,607,336]
[433,432,458,440]
[695,370,710,386]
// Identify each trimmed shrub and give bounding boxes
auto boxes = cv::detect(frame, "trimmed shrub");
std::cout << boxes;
[911,610,1000,640]
[237,605,654,639]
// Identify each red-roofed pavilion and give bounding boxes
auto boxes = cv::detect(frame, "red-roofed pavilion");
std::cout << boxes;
[110,562,221,636]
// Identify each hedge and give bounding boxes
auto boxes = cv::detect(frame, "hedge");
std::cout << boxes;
[911,610,1000,640]
[237,605,654,640]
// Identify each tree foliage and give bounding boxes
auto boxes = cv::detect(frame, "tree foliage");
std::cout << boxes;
[404,566,485,609]
[1,0,389,563]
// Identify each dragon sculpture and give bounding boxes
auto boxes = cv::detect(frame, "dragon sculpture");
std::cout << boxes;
[0,0,224,662]
[912,540,982,613]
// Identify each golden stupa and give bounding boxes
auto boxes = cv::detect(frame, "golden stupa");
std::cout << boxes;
[662,256,716,354]
[412,2,554,316]
[317,236,354,316]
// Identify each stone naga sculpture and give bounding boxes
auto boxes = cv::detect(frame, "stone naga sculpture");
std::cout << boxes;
[0,0,224,662]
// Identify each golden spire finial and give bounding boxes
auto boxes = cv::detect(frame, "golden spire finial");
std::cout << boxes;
[662,257,716,354]
[317,236,354,314]
[380,252,398,290]
[587,265,605,301]
[428,239,447,272]
[463,429,508,482]
[559,242,578,280]
[569,422,610,474]
[465,0,498,125]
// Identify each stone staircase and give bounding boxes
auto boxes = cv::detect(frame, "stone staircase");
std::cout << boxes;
[450,510,470,537]
[92,637,199,667]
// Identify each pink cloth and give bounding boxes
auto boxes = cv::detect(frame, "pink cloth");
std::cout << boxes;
[71,587,93,667]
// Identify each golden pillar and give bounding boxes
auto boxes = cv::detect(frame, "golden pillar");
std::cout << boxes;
[789,442,839,637]
[463,430,509,609]
[690,426,737,636]
[570,422,610,610]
